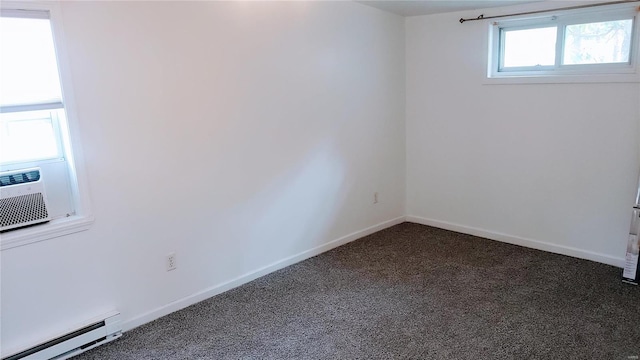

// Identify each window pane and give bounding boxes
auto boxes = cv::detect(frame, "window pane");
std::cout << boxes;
[0,17,62,106]
[563,19,633,65]
[0,110,62,164]
[502,27,557,68]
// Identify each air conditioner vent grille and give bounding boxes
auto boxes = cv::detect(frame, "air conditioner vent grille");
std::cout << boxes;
[0,193,49,229]
[0,170,41,187]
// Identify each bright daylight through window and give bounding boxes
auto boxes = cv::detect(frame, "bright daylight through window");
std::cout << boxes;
[490,4,638,78]
[1,15,65,163]
[1,8,90,245]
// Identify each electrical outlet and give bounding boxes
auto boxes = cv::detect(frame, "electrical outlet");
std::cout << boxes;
[374,192,379,204]
[166,253,177,271]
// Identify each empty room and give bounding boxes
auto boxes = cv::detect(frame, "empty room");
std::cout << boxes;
[1,0,639,359]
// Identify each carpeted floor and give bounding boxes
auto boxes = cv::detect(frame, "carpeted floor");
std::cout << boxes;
[72,223,640,359]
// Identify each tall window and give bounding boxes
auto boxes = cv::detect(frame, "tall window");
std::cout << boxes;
[1,7,91,248]
[1,13,66,163]
[489,5,638,78]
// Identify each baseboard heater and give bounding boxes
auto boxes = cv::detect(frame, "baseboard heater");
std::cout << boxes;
[2,311,122,360]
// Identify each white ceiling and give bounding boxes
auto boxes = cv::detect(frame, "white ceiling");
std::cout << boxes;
[355,0,541,17]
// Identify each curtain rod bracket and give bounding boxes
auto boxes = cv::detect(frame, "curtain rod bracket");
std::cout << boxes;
[460,14,484,23]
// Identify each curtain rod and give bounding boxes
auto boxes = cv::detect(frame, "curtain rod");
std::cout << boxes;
[459,0,639,23]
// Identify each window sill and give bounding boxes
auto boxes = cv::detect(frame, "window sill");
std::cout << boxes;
[1,215,94,251]
[484,72,640,85]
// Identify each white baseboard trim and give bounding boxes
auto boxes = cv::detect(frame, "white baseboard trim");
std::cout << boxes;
[122,216,406,332]
[406,215,625,268]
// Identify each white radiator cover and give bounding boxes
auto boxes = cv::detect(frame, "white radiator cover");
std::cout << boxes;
[2,311,122,360]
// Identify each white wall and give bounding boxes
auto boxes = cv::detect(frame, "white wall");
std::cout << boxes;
[406,4,640,266]
[1,1,405,353]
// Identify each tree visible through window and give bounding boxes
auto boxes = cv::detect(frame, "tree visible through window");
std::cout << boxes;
[490,5,638,78]
[563,19,633,65]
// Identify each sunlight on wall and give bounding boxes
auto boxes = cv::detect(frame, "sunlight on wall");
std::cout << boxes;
[244,142,346,267]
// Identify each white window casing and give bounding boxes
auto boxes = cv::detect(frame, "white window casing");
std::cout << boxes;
[1,2,93,250]
[486,2,640,84]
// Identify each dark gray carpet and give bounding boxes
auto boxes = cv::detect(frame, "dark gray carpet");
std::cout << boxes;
[72,223,640,359]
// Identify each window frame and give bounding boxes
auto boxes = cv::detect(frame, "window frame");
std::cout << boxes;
[0,2,94,250]
[0,108,66,167]
[487,3,640,82]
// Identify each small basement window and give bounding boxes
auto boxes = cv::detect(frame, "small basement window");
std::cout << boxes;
[0,5,93,249]
[488,4,639,80]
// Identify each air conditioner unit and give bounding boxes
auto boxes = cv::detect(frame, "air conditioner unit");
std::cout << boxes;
[0,168,51,232]
[2,311,122,360]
